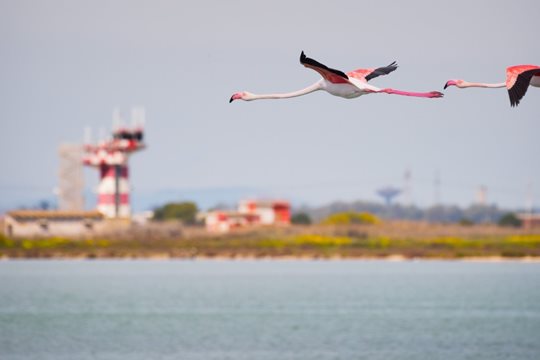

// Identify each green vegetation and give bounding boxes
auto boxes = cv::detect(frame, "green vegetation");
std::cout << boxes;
[259,234,352,249]
[305,200,508,223]
[0,233,14,248]
[498,213,522,228]
[322,212,380,225]
[291,212,312,225]
[458,218,474,226]
[153,202,198,224]
[1,209,538,260]
[1,225,539,259]
[0,235,110,250]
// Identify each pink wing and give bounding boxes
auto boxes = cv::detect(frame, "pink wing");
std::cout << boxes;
[347,68,374,82]
[506,65,540,89]
[506,65,540,106]
[306,66,350,84]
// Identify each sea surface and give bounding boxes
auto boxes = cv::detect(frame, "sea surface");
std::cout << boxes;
[1,259,539,360]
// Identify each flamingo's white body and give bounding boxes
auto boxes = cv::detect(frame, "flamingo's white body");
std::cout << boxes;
[444,65,540,107]
[321,78,382,98]
[230,52,443,102]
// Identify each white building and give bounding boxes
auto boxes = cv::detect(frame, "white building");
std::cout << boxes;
[3,210,105,238]
[238,200,291,225]
[205,200,291,232]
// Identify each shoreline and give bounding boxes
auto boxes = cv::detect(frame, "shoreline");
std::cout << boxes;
[2,254,540,262]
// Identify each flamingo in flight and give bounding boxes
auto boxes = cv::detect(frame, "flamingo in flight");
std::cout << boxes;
[444,65,540,107]
[229,51,443,103]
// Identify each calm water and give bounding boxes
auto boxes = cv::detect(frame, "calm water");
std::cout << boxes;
[1,260,539,360]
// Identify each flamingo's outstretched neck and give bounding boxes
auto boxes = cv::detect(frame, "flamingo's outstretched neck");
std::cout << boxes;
[381,88,444,98]
[460,81,506,89]
[248,82,322,101]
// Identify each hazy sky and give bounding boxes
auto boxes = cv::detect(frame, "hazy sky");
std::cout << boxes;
[1,0,539,211]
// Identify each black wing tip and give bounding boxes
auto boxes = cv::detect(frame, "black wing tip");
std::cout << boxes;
[299,51,349,80]
[364,61,399,81]
[508,69,537,107]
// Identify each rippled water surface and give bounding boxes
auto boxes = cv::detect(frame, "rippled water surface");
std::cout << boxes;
[1,260,539,360]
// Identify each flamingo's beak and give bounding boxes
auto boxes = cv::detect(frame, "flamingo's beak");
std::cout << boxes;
[444,80,457,90]
[230,93,242,103]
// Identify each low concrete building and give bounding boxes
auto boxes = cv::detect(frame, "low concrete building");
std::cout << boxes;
[4,210,105,238]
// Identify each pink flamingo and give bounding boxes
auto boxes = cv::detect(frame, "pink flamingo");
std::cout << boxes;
[229,51,443,103]
[444,65,540,107]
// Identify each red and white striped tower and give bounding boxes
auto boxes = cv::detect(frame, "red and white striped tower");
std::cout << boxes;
[83,109,145,219]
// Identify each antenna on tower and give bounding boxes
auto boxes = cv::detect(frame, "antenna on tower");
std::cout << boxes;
[98,127,107,144]
[475,185,487,205]
[131,107,138,127]
[433,170,441,205]
[131,106,146,128]
[526,179,534,215]
[112,107,122,130]
[403,168,412,206]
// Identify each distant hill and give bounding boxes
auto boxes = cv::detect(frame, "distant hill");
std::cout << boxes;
[295,200,528,224]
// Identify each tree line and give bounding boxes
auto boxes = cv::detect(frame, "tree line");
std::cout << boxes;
[152,200,523,227]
